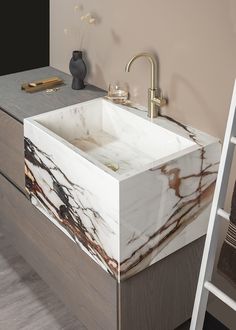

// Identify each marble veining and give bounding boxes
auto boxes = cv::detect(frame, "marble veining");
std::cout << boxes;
[119,146,219,278]
[24,137,119,276]
[24,98,221,281]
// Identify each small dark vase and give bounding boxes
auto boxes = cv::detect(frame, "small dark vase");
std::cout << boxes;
[69,50,87,90]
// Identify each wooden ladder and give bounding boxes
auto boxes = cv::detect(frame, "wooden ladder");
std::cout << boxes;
[190,80,236,329]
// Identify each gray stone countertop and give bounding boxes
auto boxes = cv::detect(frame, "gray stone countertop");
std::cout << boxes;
[0,66,106,123]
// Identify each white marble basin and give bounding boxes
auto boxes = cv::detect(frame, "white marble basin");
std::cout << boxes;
[33,98,195,177]
[24,98,221,281]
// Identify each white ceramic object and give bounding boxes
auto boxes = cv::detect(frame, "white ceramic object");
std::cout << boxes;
[24,98,221,281]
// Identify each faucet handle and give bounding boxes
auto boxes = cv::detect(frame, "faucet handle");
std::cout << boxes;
[152,90,167,107]
[158,97,167,107]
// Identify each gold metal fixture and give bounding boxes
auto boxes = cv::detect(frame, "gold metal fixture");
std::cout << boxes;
[105,162,119,172]
[125,52,167,118]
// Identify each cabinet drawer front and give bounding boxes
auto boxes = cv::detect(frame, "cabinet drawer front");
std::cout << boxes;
[0,110,24,190]
[0,174,117,330]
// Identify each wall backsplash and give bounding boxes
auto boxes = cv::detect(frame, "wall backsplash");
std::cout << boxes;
[50,0,236,208]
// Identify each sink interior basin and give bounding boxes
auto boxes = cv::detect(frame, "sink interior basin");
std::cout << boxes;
[34,98,195,176]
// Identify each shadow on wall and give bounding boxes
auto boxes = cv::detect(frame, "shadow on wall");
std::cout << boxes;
[92,64,107,89]
[168,74,220,134]
[85,58,107,88]
[82,49,106,88]
[110,29,122,45]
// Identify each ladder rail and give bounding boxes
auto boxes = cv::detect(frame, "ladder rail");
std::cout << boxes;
[190,80,236,330]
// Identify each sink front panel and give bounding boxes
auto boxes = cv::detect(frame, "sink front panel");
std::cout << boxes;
[24,119,120,278]
[119,142,220,279]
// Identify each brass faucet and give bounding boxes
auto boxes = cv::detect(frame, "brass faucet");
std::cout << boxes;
[125,52,167,118]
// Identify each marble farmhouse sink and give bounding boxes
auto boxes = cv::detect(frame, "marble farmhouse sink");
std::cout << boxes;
[24,98,221,280]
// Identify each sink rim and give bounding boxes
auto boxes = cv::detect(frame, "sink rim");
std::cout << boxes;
[24,97,203,181]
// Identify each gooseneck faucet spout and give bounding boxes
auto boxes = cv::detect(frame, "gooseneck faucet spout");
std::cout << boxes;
[125,52,167,118]
[125,53,157,91]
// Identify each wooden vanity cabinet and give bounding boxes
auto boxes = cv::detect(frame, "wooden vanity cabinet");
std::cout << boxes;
[0,67,205,330]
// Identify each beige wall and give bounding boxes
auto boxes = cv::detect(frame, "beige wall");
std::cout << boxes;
[50,0,236,205]
[50,0,236,325]
[50,0,236,206]
[50,0,236,135]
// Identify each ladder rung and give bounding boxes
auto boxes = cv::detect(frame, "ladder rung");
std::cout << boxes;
[204,281,236,311]
[217,208,230,221]
[231,136,236,144]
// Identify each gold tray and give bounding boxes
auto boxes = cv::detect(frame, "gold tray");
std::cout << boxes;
[21,76,64,93]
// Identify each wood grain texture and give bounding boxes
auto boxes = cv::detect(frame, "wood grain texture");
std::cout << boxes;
[0,111,24,190]
[0,174,117,330]
[0,230,85,330]
[119,236,205,330]
[0,66,106,123]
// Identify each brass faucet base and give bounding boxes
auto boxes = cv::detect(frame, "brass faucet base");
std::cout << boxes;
[148,89,158,118]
